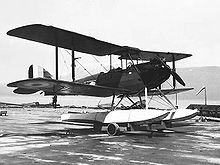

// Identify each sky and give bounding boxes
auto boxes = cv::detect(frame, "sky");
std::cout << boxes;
[1,0,220,83]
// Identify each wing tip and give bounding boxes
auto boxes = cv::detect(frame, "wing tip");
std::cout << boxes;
[7,82,16,87]
[7,24,50,36]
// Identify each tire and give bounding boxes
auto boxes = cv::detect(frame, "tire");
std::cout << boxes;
[107,123,120,136]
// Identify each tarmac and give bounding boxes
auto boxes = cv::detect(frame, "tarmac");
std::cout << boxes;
[0,108,220,165]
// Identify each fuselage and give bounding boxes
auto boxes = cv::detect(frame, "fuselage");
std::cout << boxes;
[77,61,171,92]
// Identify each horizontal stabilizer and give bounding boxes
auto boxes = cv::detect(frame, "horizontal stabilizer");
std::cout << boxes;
[13,88,38,94]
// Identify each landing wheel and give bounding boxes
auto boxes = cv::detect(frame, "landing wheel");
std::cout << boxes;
[107,123,120,136]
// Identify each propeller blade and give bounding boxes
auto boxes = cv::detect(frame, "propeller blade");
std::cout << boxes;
[171,71,185,86]
[156,57,185,86]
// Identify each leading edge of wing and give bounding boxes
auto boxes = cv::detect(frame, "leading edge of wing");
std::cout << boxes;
[7,78,131,97]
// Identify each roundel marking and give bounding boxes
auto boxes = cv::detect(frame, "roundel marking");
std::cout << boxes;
[31,83,42,87]
[18,81,53,89]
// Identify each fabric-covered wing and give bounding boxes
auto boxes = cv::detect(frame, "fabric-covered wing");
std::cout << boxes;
[118,49,192,62]
[7,24,192,62]
[7,78,130,97]
[148,88,194,96]
[7,24,123,56]
[116,88,193,98]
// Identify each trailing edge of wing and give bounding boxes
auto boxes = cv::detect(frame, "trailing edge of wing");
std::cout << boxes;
[7,24,192,62]
[7,78,130,97]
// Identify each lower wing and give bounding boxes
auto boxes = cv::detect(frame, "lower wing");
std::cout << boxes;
[7,78,130,97]
[148,88,194,96]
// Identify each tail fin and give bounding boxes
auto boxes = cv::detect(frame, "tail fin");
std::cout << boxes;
[28,65,52,79]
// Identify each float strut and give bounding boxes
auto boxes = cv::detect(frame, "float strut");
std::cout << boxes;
[111,93,116,109]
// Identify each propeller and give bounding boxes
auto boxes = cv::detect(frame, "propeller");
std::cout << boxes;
[156,57,185,86]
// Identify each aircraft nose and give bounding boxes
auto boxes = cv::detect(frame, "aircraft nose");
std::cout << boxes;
[139,67,170,89]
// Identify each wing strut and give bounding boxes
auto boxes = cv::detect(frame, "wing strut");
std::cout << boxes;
[110,55,112,70]
[138,92,144,109]
[126,95,135,105]
[172,54,178,106]
[55,46,58,80]
[72,49,75,81]
[172,54,176,88]
[54,46,59,108]
[127,53,140,73]
[112,94,126,111]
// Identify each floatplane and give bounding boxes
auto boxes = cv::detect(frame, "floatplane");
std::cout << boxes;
[7,24,198,136]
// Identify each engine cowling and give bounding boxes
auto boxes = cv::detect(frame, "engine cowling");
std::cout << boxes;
[107,123,120,136]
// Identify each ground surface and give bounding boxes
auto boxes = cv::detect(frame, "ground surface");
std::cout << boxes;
[0,108,220,165]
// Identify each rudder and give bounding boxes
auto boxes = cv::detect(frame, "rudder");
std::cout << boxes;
[28,65,52,79]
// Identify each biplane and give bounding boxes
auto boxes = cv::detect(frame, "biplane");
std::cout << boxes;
[7,24,198,135]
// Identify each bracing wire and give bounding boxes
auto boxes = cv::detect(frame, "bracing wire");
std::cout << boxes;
[150,96,173,109]
[75,60,96,79]
[166,79,174,88]
[92,56,108,71]
[148,95,154,105]
[64,50,96,79]
[157,95,174,109]
[147,90,174,109]
[57,49,71,79]
[60,49,70,72]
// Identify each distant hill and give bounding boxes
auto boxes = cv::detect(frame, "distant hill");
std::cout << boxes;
[1,66,220,101]
[0,83,14,96]
[177,66,220,101]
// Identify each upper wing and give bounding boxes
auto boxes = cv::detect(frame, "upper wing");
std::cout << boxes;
[7,78,130,97]
[7,24,122,56]
[7,24,192,62]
